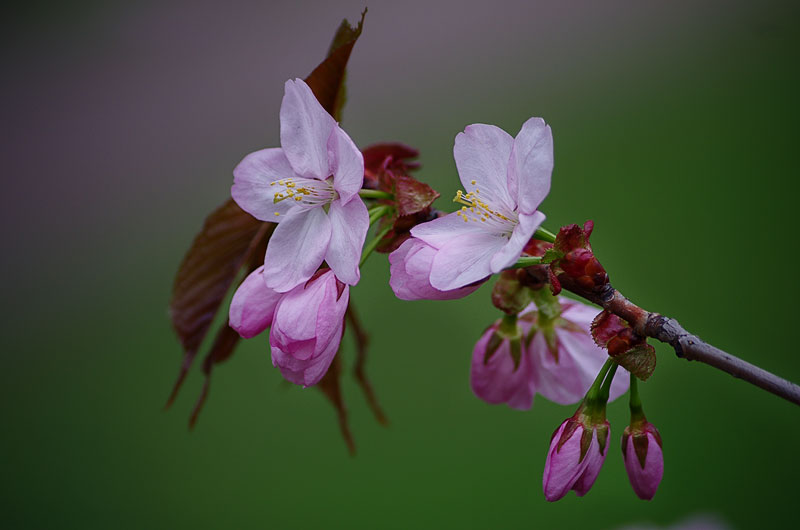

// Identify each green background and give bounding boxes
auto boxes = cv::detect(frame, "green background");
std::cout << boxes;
[3,1,799,528]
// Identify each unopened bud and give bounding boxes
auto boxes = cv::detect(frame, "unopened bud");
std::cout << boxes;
[543,406,610,501]
[621,421,664,500]
[548,221,609,294]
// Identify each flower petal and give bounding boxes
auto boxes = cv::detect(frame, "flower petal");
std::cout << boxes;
[560,300,630,402]
[389,238,481,301]
[508,117,553,215]
[270,280,326,353]
[429,231,506,290]
[572,429,607,496]
[279,78,336,179]
[624,429,664,500]
[454,124,515,210]
[228,266,282,338]
[326,197,369,285]
[231,148,297,220]
[529,331,593,405]
[410,212,485,250]
[470,328,536,410]
[489,211,545,272]
[263,207,331,292]
[272,323,343,387]
[543,421,590,502]
[328,125,364,204]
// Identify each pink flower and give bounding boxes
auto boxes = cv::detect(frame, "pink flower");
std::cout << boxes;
[408,118,553,290]
[622,421,664,500]
[470,297,628,410]
[232,79,368,292]
[530,298,629,405]
[269,269,349,387]
[389,238,483,301]
[228,267,348,387]
[543,412,610,501]
[471,323,534,410]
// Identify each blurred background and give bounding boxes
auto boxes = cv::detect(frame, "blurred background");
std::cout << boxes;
[2,0,799,528]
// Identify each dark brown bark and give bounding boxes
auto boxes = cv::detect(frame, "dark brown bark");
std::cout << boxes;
[557,277,800,406]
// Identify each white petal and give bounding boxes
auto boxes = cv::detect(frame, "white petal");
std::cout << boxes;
[489,211,545,272]
[231,148,297,220]
[508,117,553,215]
[326,197,369,285]
[429,232,506,290]
[410,212,485,250]
[454,124,515,210]
[279,79,336,179]
[328,125,364,204]
[262,207,332,292]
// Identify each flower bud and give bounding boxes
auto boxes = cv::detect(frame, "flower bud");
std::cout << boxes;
[269,269,349,387]
[548,221,608,295]
[543,407,610,501]
[491,269,534,314]
[228,266,283,338]
[621,421,664,500]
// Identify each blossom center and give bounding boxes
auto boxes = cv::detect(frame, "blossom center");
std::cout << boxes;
[453,186,518,237]
[270,176,337,212]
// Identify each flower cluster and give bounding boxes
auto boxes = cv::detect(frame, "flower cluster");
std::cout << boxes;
[229,78,367,386]
[470,296,629,410]
[543,370,664,501]
[222,75,664,500]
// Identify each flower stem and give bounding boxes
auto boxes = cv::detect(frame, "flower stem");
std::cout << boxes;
[368,205,393,225]
[534,226,557,243]
[511,256,543,268]
[598,362,620,403]
[628,372,646,423]
[585,358,615,403]
[359,189,394,200]
[360,224,393,267]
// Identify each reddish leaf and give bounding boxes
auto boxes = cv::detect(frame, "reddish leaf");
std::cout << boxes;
[615,344,657,381]
[167,199,273,407]
[187,227,270,428]
[591,311,628,349]
[363,143,420,187]
[305,9,366,121]
[394,175,439,216]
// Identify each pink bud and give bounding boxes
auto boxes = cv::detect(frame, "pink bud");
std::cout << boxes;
[228,266,283,338]
[269,269,349,387]
[622,422,664,500]
[543,413,610,501]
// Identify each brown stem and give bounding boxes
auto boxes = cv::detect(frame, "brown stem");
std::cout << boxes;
[346,305,389,425]
[558,279,800,406]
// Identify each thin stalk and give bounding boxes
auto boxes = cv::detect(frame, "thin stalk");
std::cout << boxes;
[512,256,543,268]
[359,189,394,200]
[585,358,616,402]
[598,362,620,403]
[368,205,392,225]
[360,224,393,267]
[628,373,646,423]
[534,226,557,243]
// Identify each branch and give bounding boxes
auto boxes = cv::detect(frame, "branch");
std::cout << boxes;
[346,305,389,425]
[562,280,800,406]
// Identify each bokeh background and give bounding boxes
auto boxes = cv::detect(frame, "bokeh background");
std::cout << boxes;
[3,1,799,528]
